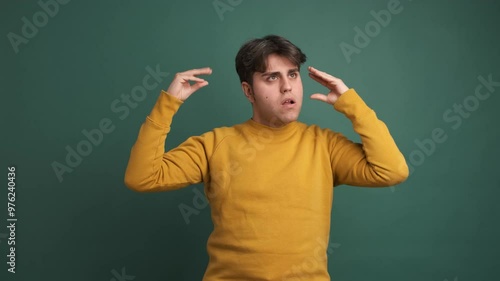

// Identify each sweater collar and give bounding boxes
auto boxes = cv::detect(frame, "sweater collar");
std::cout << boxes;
[243,118,300,141]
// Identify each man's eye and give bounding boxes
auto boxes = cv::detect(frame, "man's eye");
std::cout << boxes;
[268,75,278,81]
[290,72,298,78]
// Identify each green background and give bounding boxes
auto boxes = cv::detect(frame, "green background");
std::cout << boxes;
[1,0,499,280]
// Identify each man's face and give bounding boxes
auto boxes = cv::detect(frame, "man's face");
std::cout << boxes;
[242,53,303,128]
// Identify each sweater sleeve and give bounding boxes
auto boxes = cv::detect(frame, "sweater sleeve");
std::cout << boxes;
[329,88,409,187]
[124,90,212,192]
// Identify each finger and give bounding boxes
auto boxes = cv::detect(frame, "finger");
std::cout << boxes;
[308,66,339,82]
[310,93,328,103]
[308,66,334,79]
[183,67,213,76]
[181,75,206,83]
[308,73,330,88]
[190,80,209,92]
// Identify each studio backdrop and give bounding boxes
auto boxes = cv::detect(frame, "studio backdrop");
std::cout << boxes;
[1,0,499,280]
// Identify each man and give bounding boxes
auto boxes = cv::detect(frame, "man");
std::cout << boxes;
[124,35,408,280]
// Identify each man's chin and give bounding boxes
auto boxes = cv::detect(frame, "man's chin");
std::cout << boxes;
[264,112,300,127]
[281,115,299,125]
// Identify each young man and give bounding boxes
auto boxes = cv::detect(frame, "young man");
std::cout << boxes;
[124,35,408,280]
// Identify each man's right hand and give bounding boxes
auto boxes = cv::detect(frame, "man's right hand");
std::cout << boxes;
[166,67,212,101]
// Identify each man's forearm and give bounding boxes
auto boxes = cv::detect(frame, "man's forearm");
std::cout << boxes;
[124,91,184,191]
[332,89,409,187]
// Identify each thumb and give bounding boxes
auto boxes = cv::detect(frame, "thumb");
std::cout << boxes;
[310,93,328,103]
[190,80,209,93]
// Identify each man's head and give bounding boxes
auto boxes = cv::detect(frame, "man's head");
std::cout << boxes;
[235,35,307,128]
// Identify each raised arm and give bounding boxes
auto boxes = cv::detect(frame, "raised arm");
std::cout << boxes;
[124,67,214,192]
[308,66,409,187]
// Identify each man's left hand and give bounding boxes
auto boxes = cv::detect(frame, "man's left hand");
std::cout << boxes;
[308,66,349,105]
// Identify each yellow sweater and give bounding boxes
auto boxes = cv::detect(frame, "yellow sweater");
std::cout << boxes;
[124,88,408,280]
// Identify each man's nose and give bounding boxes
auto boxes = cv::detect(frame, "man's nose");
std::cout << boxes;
[281,77,292,93]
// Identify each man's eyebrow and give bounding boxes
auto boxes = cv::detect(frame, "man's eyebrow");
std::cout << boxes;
[261,68,299,77]
[261,71,280,77]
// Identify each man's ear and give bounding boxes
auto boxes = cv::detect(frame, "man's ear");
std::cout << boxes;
[241,82,255,104]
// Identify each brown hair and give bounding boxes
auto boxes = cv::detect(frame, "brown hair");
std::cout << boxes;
[235,35,307,85]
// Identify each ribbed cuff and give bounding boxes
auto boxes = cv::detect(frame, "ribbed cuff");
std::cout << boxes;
[147,90,184,127]
[333,88,373,121]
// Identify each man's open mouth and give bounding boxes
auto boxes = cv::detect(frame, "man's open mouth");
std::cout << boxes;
[282,98,296,105]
